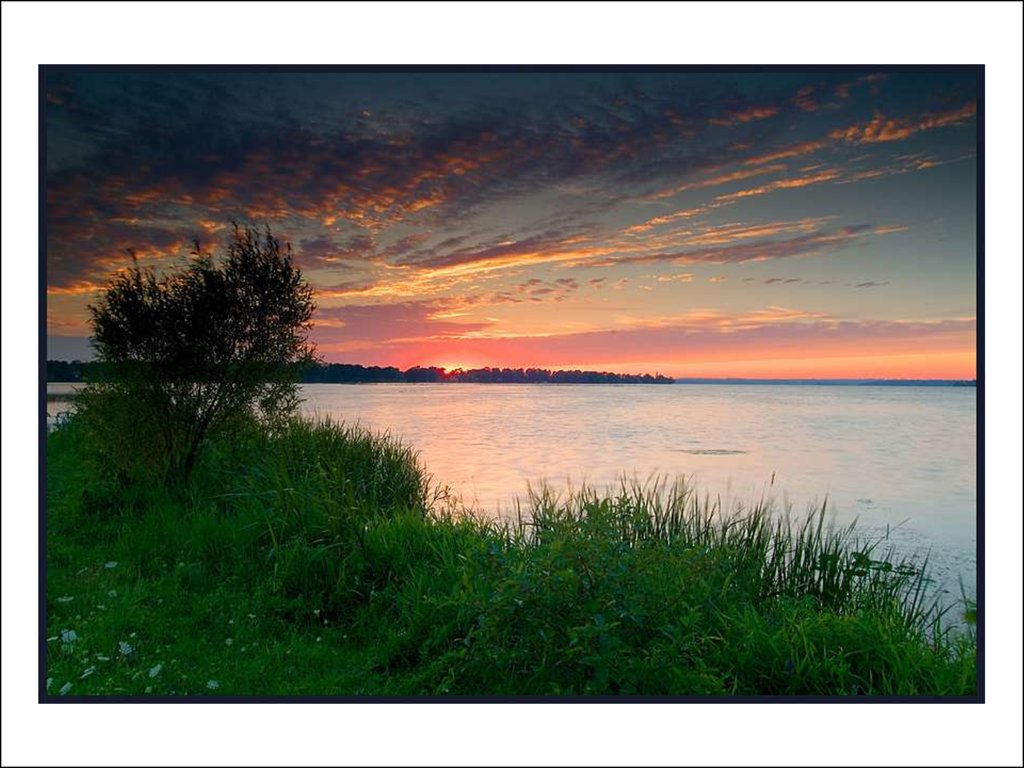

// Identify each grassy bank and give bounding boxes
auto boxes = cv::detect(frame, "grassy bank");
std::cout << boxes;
[45,416,976,697]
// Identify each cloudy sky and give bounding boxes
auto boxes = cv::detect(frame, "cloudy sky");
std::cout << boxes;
[45,68,977,378]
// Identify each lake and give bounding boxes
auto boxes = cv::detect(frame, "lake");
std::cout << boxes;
[46,381,978,597]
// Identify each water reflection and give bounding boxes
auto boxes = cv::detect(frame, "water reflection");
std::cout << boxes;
[298,383,976,594]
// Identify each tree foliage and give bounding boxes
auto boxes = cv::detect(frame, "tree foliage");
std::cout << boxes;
[82,223,315,483]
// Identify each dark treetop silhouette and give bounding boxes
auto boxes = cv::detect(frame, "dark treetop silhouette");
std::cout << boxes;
[81,224,315,482]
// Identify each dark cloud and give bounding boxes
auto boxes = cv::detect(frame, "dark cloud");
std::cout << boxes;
[44,71,820,289]
[298,234,374,263]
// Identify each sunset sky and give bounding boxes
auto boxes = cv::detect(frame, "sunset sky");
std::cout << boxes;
[45,68,978,378]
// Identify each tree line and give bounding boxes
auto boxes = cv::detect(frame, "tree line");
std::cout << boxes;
[49,359,675,385]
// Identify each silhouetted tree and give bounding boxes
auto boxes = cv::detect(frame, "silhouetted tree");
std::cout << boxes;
[82,223,315,483]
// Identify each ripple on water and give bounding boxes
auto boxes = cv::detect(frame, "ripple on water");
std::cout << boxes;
[673,448,748,455]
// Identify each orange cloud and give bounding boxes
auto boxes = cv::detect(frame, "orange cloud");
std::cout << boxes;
[678,217,833,247]
[714,170,841,202]
[644,164,787,200]
[46,280,104,296]
[830,102,976,144]
[624,205,716,234]
[742,140,828,166]
[710,105,780,126]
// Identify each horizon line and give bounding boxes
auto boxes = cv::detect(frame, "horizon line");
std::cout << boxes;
[44,358,976,384]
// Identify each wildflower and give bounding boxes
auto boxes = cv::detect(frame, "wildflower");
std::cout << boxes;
[59,682,72,696]
[118,641,136,658]
[247,613,256,620]
[313,609,321,616]
[225,638,234,646]
[60,629,78,644]
[148,663,163,678]
[104,561,118,569]
[80,666,96,679]
[108,590,118,597]
[316,636,322,643]
[206,679,220,690]
[56,596,74,604]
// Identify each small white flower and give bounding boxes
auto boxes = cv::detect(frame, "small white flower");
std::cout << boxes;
[313,609,320,616]
[108,590,118,597]
[60,629,78,644]
[59,682,72,696]
[118,641,136,657]
[224,638,233,646]
[316,636,322,642]
[104,561,118,569]
[148,663,163,678]
[228,619,234,625]
[206,679,220,689]
[247,613,256,619]
[56,596,74,604]
[80,666,96,679]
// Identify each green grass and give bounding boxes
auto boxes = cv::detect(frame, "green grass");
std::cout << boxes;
[45,416,976,697]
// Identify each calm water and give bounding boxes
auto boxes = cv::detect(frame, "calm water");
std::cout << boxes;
[299,383,977,596]
[47,382,977,594]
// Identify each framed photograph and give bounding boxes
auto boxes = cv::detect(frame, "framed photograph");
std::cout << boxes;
[41,64,981,705]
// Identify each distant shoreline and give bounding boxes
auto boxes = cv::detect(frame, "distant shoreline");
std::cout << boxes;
[45,359,976,388]
[47,379,977,388]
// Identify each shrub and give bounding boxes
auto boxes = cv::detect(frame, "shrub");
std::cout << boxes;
[81,223,315,483]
